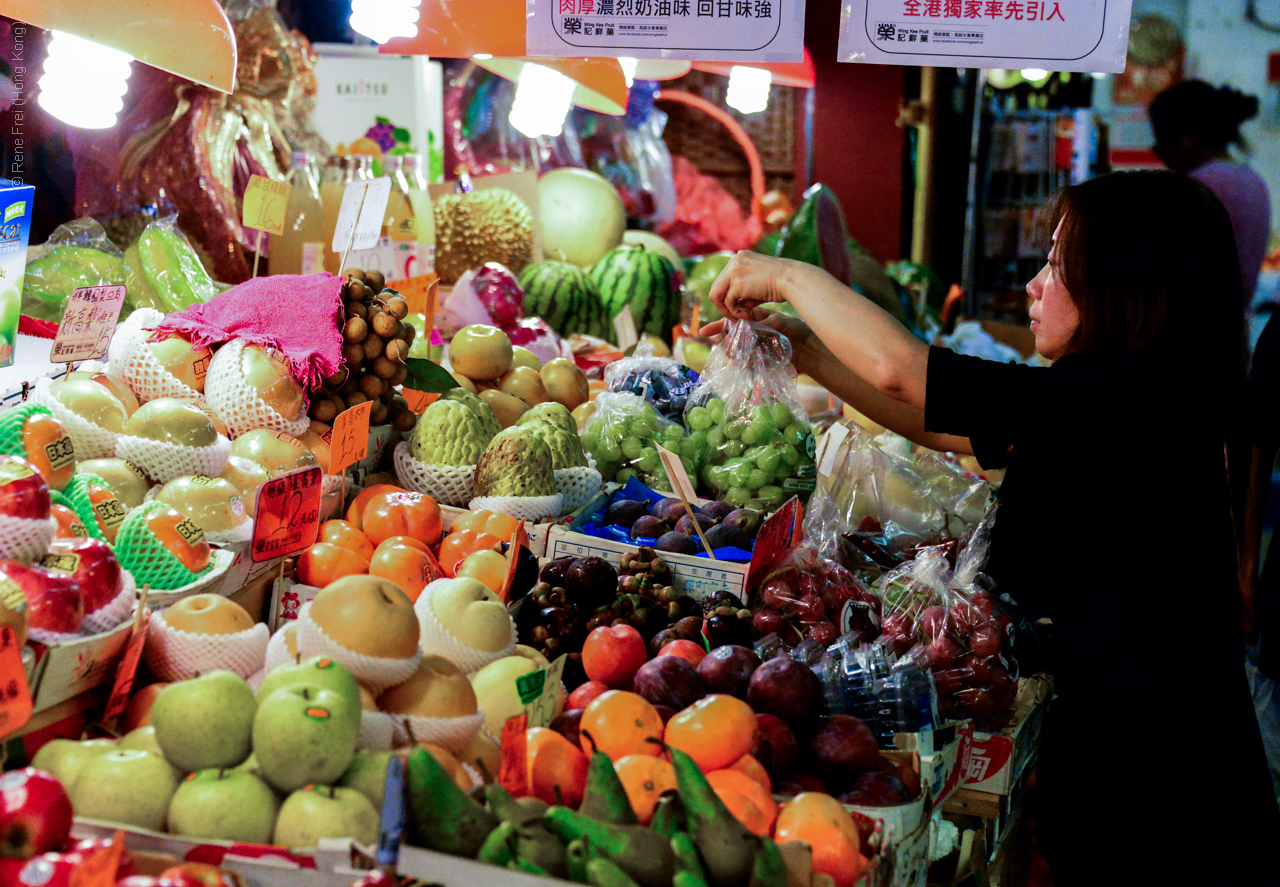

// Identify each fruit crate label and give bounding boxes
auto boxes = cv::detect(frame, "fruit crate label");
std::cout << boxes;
[174,518,205,546]
[332,177,394,254]
[330,401,374,474]
[516,669,545,706]
[498,711,530,795]
[242,175,292,237]
[524,654,567,729]
[44,435,75,472]
[613,305,639,352]
[0,625,31,738]
[526,0,806,62]
[92,497,127,530]
[50,285,127,363]
[252,466,324,563]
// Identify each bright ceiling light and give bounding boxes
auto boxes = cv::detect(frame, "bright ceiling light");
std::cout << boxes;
[619,57,638,87]
[350,0,422,44]
[509,63,577,138]
[474,54,494,60]
[38,30,132,129]
[1020,68,1050,80]
[725,65,771,115]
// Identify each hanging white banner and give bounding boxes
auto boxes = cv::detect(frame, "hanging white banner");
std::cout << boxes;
[837,0,1133,73]
[526,0,806,62]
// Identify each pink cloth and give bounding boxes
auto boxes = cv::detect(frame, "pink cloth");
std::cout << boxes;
[149,273,345,391]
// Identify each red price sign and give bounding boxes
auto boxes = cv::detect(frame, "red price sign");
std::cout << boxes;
[0,625,32,739]
[252,466,323,563]
[329,401,373,474]
[498,712,529,797]
[103,607,150,723]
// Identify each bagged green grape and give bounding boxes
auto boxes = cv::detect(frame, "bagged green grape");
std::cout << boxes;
[580,391,707,494]
[684,319,817,507]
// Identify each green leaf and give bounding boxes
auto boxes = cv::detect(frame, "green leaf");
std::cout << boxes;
[403,357,457,394]
[392,127,412,145]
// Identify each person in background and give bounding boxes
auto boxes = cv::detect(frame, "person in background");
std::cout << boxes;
[1149,79,1271,312]
[706,170,1277,885]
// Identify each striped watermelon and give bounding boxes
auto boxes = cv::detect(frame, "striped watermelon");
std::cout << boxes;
[588,245,681,344]
[518,261,613,341]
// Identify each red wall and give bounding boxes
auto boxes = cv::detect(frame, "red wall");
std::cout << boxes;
[803,0,906,263]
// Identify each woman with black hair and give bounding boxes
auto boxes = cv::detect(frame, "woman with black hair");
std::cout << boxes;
[706,170,1277,884]
[1149,79,1271,307]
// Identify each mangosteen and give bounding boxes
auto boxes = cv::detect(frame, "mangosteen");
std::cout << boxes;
[540,556,578,587]
[564,556,618,610]
[666,594,702,623]
[605,499,650,529]
[655,531,700,555]
[701,590,746,616]
[705,612,754,649]
[630,515,670,540]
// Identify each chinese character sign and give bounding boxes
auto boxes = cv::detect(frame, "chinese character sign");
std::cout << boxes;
[839,0,1132,73]
[50,286,127,363]
[251,467,323,563]
[528,0,805,61]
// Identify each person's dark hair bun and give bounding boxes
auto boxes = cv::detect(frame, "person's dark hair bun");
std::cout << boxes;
[1219,85,1260,128]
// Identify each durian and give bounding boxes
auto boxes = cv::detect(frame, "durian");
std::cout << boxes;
[434,188,535,284]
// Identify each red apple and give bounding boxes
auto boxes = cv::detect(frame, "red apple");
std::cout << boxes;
[0,456,51,521]
[42,537,123,617]
[0,561,83,635]
[0,768,73,859]
[581,624,647,688]
[160,863,239,887]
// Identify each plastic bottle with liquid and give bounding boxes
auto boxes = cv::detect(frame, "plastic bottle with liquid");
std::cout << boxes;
[383,153,434,278]
[320,155,373,274]
[269,152,326,276]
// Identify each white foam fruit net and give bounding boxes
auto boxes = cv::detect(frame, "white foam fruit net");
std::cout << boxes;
[108,309,204,404]
[389,710,485,755]
[264,621,301,673]
[0,515,56,562]
[143,607,270,681]
[555,466,602,514]
[31,377,120,460]
[81,570,137,635]
[469,493,563,523]
[413,583,517,675]
[204,338,311,440]
[141,548,236,611]
[358,711,396,751]
[295,604,422,695]
[115,434,231,484]
[393,442,474,507]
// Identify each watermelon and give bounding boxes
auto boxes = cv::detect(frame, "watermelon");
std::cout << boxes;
[518,261,613,342]
[588,245,682,344]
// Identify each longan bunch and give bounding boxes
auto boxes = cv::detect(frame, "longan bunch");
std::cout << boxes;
[309,267,418,433]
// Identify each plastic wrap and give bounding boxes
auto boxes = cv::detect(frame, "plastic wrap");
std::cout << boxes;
[574,100,677,226]
[122,216,220,315]
[580,391,706,495]
[604,343,699,423]
[23,220,126,322]
[754,546,881,649]
[684,320,816,508]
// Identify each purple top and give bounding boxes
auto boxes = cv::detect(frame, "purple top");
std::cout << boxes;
[1190,159,1271,303]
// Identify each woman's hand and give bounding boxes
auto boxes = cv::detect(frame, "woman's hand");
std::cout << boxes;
[701,311,819,376]
[709,251,816,320]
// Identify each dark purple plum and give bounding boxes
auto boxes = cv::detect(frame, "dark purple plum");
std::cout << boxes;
[722,508,763,538]
[698,501,735,522]
[809,715,880,792]
[703,523,751,551]
[655,531,699,555]
[696,644,761,699]
[630,515,670,540]
[632,656,706,711]
[605,499,650,529]
[747,656,822,725]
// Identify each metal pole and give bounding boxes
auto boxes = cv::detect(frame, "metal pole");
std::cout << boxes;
[910,66,937,266]
[960,69,987,317]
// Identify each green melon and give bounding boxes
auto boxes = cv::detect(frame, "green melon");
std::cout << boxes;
[588,245,681,344]
[517,261,613,342]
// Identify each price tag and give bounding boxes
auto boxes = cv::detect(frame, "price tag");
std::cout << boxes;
[524,653,567,729]
[251,466,323,563]
[816,421,853,480]
[690,303,702,338]
[500,521,530,603]
[68,830,125,887]
[498,712,529,796]
[49,286,127,363]
[387,273,438,320]
[613,305,639,351]
[242,175,292,237]
[332,178,394,254]
[401,389,438,415]
[655,444,698,503]
[745,497,804,605]
[329,401,373,474]
[104,605,150,724]
[0,625,32,739]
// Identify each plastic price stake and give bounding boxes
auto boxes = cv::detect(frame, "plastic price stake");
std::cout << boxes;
[499,520,530,602]
[745,497,804,602]
[655,445,714,559]
[815,421,852,480]
[103,600,151,724]
[69,830,125,887]
[251,466,323,563]
[333,178,394,254]
[242,175,292,237]
[329,401,373,474]
[498,712,529,796]
[376,755,407,870]
[690,303,701,337]
[524,654,567,729]
[50,285,127,363]
[0,625,31,739]
[613,305,639,351]
[387,272,438,320]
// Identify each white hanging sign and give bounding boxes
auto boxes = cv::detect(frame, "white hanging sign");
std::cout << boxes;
[838,0,1133,74]
[526,0,806,62]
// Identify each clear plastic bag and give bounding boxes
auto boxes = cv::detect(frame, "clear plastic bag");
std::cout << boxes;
[122,216,220,315]
[23,219,127,322]
[684,320,817,508]
[604,343,699,423]
[754,546,881,649]
[573,99,677,226]
[580,391,706,494]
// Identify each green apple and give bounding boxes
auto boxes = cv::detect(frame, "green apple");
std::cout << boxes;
[76,458,149,508]
[119,726,163,755]
[30,738,117,788]
[253,684,360,793]
[273,785,379,850]
[125,398,217,447]
[167,768,280,843]
[235,751,262,776]
[49,380,128,432]
[337,750,395,811]
[151,670,256,772]
[70,749,182,831]
[257,656,362,731]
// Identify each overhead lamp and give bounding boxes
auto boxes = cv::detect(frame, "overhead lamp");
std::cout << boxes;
[381,0,526,59]
[350,0,422,44]
[0,0,236,94]
[38,31,132,129]
[508,63,578,138]
[474,57,629,116]
[725,65,771,114]
[692,48,816,89]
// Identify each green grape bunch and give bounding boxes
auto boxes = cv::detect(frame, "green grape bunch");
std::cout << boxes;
[687,395,817,509]
[580,392,707,493]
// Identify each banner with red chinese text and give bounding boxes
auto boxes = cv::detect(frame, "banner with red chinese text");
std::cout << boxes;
[527,0,805,62]
[838,0,1133,73]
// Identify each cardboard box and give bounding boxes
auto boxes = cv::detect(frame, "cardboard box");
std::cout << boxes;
[26,619,133,712]
[545,525,751,601]
[961,675,1051,794]
[268,577,324,633]
[894,722,972,810]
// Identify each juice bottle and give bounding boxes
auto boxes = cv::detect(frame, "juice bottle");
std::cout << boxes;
[269,152,326,276]
[320,155,373,274]
[382,153,435,279]
[402,154,436,276]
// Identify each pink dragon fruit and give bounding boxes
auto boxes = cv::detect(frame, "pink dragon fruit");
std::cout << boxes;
[469,262,524,333]
[509,317,574,365]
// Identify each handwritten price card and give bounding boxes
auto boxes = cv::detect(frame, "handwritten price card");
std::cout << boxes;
[251,466,323,563]
[522,654,567,729]
[0,625,32,738]
[50,285,127,363]
[329,401,373,474]
[242,175,292,237]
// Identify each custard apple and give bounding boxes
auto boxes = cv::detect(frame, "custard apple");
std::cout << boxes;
[518,401,578,436]
[410,399,495,465]
[474,427,556,497]
[519,419,587,470]
[440,387,501,438]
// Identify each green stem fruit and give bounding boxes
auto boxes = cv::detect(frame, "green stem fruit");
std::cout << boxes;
[405,746,499,858]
